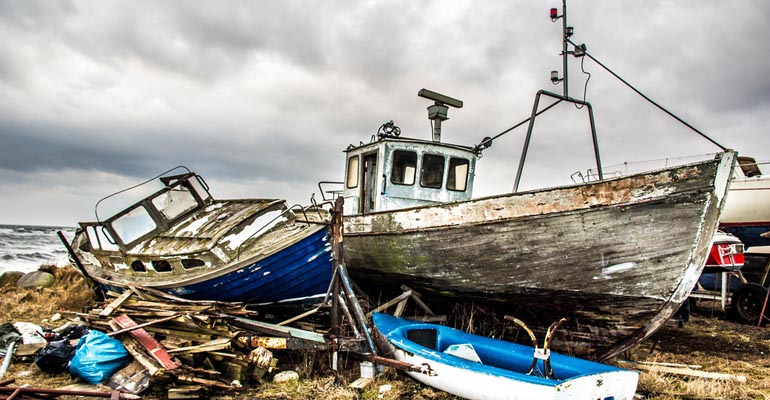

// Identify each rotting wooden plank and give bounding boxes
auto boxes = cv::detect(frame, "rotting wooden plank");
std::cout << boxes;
[401,285,437,316]
[277,306,320,326]
[228,317,326,344]
[109,321,162,376]
[99,290,133,318]
[167,386,205,400]
[365,291,411,317]
[141,326,217,342]
[107,313,183,337]
[617,360,747,383]
[112,314,181,370]
[106,360,151,395]
[166,338,231,355]
[349,377,374,389]
[172,374,233,390]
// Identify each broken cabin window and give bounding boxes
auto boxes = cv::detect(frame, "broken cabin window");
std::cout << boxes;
[346,155,360,189]
[152,186,198,220]
[111,205,157,245]
[131,260,147,272]
[182,258,206,269]
[85,225,119,251]
[152,260,173,272]
[420,154,445,189]
[447,158,470,191]
[391,150,417,185]
[188,175,212,202]
[181,259,205,270]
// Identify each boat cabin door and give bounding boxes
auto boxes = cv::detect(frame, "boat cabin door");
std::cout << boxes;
[361,152,378,214]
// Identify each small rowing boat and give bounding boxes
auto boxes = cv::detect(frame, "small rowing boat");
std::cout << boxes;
[372,312,638,400]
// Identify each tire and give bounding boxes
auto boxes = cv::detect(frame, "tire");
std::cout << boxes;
[730,283,769,325]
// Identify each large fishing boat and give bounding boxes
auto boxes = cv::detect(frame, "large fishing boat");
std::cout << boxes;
[330,2,736,360]
[65,169,333,304]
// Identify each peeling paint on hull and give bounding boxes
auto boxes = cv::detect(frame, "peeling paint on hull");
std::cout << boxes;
[344,152,736,360]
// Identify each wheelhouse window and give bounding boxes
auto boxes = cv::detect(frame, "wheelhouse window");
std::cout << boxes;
[447,158,470,191]
[420,154,445,189]
[346,155,359,189]
[111,205,157,245]
[85,225,119,251]
[152,185,198,220]
[188,176,212,202]
[391,150,417,185]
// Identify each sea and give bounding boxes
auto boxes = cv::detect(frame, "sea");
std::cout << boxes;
[0,224,77,274]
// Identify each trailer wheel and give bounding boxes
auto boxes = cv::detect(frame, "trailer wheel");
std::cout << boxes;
[731,283,769,325]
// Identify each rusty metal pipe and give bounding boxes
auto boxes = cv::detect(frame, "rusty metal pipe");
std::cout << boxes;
[0,386,139,399]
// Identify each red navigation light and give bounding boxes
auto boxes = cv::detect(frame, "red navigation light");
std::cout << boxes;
[550,8,558,19]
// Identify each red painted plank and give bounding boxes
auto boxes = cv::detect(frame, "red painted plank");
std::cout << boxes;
[112,314,181,370]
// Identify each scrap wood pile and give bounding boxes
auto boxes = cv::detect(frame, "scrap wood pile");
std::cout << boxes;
[66,286,331,398]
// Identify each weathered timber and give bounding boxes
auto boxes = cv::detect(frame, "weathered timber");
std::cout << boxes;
[617,360,747,383]
[400,285,437,316]
[99,290,134,318]
[112,314,181,370]
[344,153,735,360]
[107,313,183,337]
[109,320,162,376]
[172,374,233,390]
[366,291,411,318]
[140,326,216,342]
[166,338,231,355]
[107,360,151,395]
[167,386,205,400]
[349,377,374,389]
[233,335,329,351]
[227,317,327,345]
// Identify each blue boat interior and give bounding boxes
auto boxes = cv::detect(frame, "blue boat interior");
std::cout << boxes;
[375,313,626,383]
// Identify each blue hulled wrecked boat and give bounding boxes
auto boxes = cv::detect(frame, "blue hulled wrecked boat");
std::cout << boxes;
[67,169,332,304]
[372,313,638,400]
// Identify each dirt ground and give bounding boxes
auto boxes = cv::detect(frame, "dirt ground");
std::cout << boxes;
[2,268,769,399]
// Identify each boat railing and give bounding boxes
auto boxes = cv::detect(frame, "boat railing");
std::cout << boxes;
[317,181,344,201]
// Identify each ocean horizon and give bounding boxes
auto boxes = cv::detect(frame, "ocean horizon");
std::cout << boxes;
[0,224,76,274]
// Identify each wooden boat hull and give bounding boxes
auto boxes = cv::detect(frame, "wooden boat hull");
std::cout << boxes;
[78,226,333,304]
[346,152,736,360]
[372,313,638,400]
[70,176,334,305]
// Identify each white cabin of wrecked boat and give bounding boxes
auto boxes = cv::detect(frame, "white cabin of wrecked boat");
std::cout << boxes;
[342,90,479,216]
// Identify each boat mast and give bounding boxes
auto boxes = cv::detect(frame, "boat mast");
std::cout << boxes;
[555,0,569,98]
[513,1,602,192]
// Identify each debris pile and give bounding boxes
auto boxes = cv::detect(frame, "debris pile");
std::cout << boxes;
[59,286,329,398]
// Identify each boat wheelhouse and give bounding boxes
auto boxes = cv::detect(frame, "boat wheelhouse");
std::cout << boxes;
[342,122,478,216]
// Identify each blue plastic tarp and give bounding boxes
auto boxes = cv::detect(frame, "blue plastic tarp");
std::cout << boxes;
[68,330,132,384]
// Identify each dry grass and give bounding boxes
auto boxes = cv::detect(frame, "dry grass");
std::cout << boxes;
[628,306,770,400]
[0,264,94,323]
[3,267,770,399]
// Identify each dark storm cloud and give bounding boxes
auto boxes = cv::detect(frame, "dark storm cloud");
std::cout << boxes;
[0,0,768,226]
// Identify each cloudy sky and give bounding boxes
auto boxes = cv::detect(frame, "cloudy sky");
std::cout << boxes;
[1,0,768,227]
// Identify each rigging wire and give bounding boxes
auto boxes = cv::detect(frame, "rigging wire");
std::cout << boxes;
[474,100,562,152]
[567,38,727,151]
[94,165,191,222]
[574,56,591,110]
